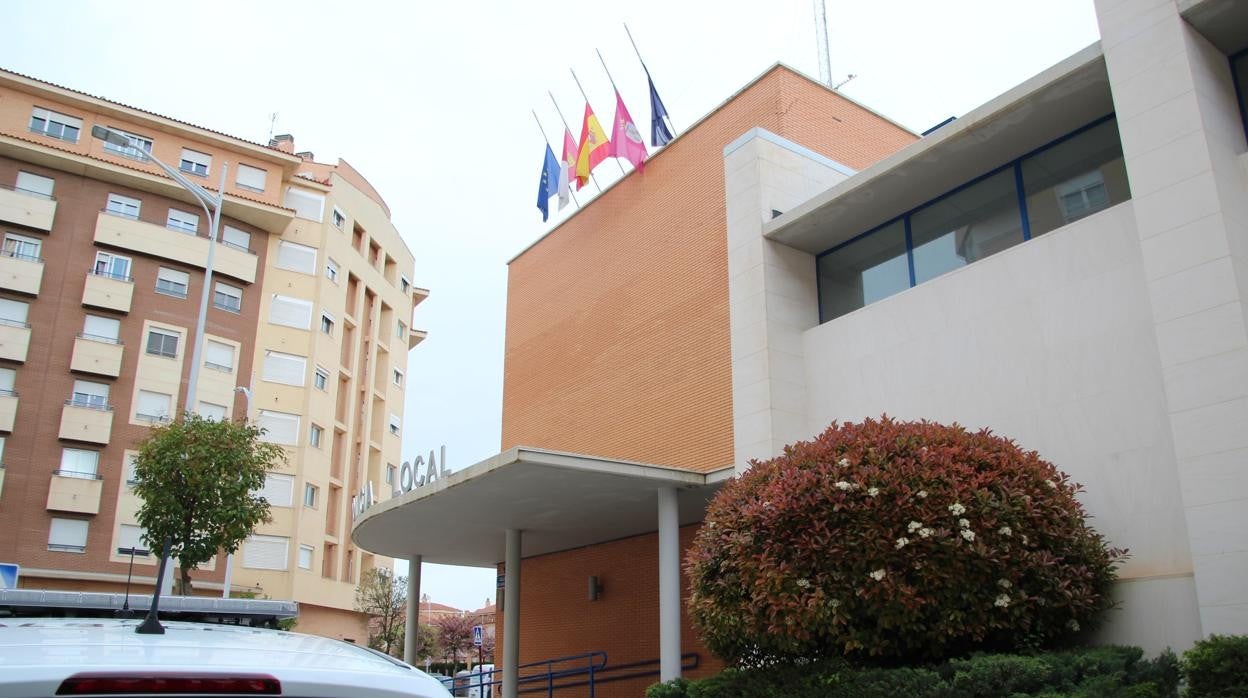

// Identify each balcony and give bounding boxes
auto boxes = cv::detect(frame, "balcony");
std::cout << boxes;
[82,270,134,312]
[93,211,257,284]
[70,334,124,377]
[0,185,56,232]
[0,320,31,362]
[59,400,113,444]
[0,250,43,296]
[46,470,104,515]
[408,327,427,350]
[0,389,16,431]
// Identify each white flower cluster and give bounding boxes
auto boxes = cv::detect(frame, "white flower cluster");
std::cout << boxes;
[869,568,886,581]
[908,521,923,533]
[958,518,970,528]
[835,481,855,491]
[919,527,934,538]
[1045,480,1057,489]
[837,457,850,467]
[948,502,966,515]
[796,578,810,588]
[961,530,976,542]
[997,579,1012,589]
[916,490,928,499]
[830,599,841,608]
[867,487,880,497]
[994,594,1011,608]
[895,537,909,549]
[998,526,1012,537]
[1067,619,1080,632]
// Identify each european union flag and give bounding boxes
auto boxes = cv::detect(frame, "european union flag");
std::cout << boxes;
[648,71,674,147]
[537,144,560,222]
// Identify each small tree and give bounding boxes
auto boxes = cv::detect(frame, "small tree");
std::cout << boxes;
[433,614,476,670]
[356,567,407,657]
[133,413,284,594]
[686,417,1125,666]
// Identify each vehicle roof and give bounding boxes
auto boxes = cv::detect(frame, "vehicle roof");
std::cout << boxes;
[0,619,450,698]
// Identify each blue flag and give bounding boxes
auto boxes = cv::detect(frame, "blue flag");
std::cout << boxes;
[537,144,560,222]
[648,70,674,147]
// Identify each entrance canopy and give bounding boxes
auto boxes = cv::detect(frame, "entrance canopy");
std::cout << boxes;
[351,447,733,566]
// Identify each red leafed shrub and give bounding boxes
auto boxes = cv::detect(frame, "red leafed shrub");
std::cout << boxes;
[685,417,1125,666]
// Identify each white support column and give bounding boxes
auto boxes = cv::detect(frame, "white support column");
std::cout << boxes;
[404,555,421,664]
[503,529,521,698]
[658,487,681,682]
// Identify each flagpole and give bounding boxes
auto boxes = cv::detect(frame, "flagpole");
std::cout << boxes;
[531,109,580,209]
[625,22,677,138]
[570,67,627,176]
[549,90,603,193]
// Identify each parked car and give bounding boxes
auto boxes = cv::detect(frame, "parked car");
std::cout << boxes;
[0,589,452,698]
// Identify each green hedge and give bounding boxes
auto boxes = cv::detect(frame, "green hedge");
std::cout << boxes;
[645,646,1182,698]
[1183,635,1248,697]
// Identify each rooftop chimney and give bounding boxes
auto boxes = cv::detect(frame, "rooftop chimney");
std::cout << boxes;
[268,134,295,154]
[295,151,315,161]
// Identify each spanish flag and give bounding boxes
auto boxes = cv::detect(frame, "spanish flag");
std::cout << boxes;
[575,103,610,190]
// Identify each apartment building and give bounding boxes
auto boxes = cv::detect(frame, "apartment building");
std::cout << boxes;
[356,1,1248,695]
[0,67,425,641]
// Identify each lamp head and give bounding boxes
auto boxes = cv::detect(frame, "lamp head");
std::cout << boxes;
[91,125,132,148]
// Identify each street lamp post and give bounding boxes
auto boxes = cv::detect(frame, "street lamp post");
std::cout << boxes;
[93,127,229,596]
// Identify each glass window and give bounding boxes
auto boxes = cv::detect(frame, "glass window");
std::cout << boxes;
[59,448,100,479]
[320,313,335,336]
[156,267,190,298]
[101,129,153,160]
[325,259,339,283]
[71,380,109,409]
[817,220,910,322]
[179,148,211,176]
[298,544,314,569]
[221,225,251,252]
[106,193,141,219]
[400,276,411,294]
[15,171,54,198]
[48,518,89,552]
[397,320,406,339]
[0,367,15,396]
[214,282,242,312]
[118,523,149,554]
[30,107,82,143]
[392,368,403,387]
[303,483,318,508]
[314,367,329,391]
[386,464,396,485]
[125,453,139,485]
[388,414,400,436]
[1021,118,1129,236]
[94,251,132,281]
[331,208,346,230]
[911,169,1022,286]
[309,424,323,448]
[145,328,180,358]
[166,209,199,234]
[3,233,42,262]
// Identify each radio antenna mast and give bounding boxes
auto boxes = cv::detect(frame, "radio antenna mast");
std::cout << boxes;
[814,0,832,86]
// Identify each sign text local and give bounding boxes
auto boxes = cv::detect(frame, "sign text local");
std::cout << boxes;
[351,445,448,520]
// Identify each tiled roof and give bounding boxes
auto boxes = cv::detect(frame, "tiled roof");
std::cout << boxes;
[2,67,298,158]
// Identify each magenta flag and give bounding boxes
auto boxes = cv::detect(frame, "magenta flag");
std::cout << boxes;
[609,90,648,172]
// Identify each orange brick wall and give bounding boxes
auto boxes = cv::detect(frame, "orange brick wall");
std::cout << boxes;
[498,524,722,697]
[501,66,915,473]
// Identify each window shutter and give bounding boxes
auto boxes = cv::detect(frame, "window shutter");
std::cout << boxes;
[269,295,313,329]
[298,545,314,570]
[262,351,306,386]
[283,187,324,221]
[257,410,300,445]
[49,518,89,549]
[243,534,289,570]
[83,315,121,341]
[258,472,294,507]
[136,390,171,420]
[0,298,30,325]
[221,226,251,250]
[15,171,54,197]
[236,164,267,191]
[204,341,234,371]
[275,241,317,275]
[118,524,148,553]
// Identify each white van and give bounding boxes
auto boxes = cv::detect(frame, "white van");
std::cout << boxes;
[453,664,495,698]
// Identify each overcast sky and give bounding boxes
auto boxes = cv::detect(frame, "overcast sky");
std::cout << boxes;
[4,0,1101,611]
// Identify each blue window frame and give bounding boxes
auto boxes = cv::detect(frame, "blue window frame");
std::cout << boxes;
[816,114,1129,324]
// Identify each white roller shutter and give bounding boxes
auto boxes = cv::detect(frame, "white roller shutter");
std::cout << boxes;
[269,295,312,329]
[204,341,235,372]
[48,518,88,551]
[243,534,289,570]
[257,410,300,445]
[262,351,306,386]
[258,472,294,507]
[236,164,267,192]
[283,188,324,222]
[275,241,317,275]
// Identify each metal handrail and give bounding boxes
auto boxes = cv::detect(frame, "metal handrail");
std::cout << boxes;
[64,398,113,412]
[0,181,55,200]
[53,469,104,481]
[446,651,700,697]
[0,249,43,263]
[88,268,134,283]
[78,332,123,345]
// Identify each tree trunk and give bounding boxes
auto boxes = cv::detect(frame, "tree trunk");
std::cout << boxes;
[178,564,192,596]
